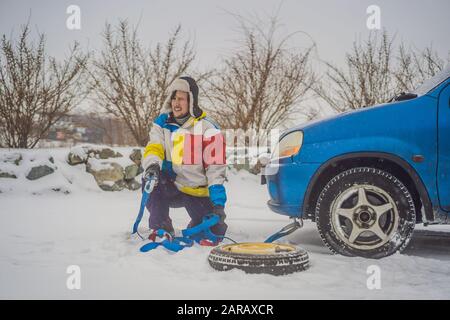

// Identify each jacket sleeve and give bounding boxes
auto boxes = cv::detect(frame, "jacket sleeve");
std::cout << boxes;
[142,117,166,170]
[203,127,227,207]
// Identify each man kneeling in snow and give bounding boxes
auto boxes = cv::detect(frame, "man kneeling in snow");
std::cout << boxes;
[141,76,228,246]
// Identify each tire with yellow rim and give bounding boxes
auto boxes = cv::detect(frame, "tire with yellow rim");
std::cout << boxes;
[208,242,309,275]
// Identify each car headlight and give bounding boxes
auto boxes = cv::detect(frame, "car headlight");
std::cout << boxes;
[271,131,303,159]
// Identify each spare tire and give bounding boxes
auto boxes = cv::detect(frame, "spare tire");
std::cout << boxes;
[208,242,309,275]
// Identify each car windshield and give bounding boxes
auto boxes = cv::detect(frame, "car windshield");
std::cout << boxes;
[412,64,450,96]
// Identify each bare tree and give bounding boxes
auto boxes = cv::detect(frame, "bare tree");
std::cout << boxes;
[89,21,197,146]
[0,23,87,148]
[315,32,394,112]
[204,13,316,132]
[394,44,445,93]
[315,31,446,113]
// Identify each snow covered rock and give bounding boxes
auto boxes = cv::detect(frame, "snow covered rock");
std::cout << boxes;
[124,164,139,180]
[86,158,125,190]
[26,165,55,180]
[0,153,22,179]
[0,170,17,179]
[67,145,123,166]
[98,179,127,191]
[0,146,145,192]
[66,145,144,191]
[129,149,142,166]
[1,152,22,166]
[94,147,122,159]
[67,146,89,165]
[67,153,85,165]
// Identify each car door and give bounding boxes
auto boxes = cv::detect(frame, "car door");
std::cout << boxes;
[438,82,450,211]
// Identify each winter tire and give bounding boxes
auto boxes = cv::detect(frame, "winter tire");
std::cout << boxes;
[208,242,309,275]
[315,167,416,258]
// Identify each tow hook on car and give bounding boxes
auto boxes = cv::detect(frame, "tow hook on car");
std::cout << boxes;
[264,217,304,243]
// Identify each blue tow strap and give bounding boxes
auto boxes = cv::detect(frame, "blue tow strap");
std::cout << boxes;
[131,177,221,253]
[139,215,220,253]
[131,178,156,235]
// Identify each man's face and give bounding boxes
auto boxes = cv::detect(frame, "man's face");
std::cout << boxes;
[171,91,189,118]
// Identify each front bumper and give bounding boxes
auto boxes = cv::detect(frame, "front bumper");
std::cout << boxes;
[267,200,302,216]
[263,161,321,218]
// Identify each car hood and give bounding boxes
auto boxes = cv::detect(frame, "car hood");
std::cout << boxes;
[286,96,431,144]
[288,102,387,131]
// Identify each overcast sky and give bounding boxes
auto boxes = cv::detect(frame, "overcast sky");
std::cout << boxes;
[1,0,448,65]
[0,0,449,118]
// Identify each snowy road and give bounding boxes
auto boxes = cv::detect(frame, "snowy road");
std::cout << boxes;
[1,169,450,299]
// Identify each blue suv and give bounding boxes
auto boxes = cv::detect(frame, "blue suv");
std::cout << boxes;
[262,65,450,258]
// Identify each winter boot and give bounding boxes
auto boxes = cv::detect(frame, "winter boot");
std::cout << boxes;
[198,239,221,247]
[148,229,174,242]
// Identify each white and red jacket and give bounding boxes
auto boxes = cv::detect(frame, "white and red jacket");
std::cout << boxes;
[142,77,227,206]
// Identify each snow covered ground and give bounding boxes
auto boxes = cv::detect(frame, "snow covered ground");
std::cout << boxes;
[0,147,449,299]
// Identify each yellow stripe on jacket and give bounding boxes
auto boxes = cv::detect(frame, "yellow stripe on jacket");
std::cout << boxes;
[143,143,165,160]
[179,185,210,197]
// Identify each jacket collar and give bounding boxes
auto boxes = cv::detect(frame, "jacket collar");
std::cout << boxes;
[166,111,207,129]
